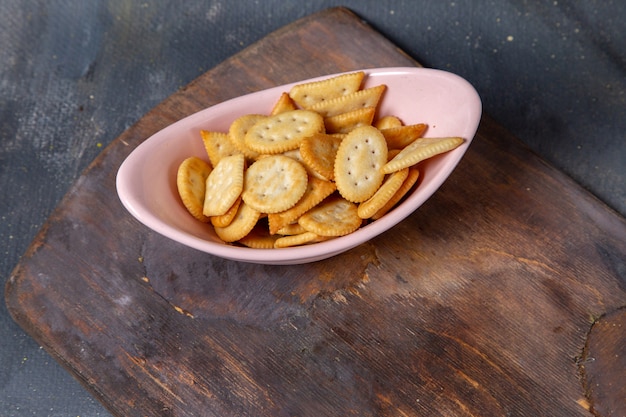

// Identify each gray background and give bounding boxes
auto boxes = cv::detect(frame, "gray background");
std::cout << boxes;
[1,1,624,415]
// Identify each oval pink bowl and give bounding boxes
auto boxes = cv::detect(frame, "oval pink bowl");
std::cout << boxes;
[116,67,482,264]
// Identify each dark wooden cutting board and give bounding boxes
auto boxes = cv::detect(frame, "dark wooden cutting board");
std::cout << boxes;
[5,7,625,417]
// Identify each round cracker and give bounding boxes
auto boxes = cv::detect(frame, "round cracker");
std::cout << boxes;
[267,176,336,234]
[242,155,308,214]
[228,114,266,160]
[334,125,388,203]
[214,201,260,243]
[298,196,362,237]
[176,156,212,222]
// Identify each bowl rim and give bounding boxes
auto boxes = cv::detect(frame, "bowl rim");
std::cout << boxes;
[116,67,482,264]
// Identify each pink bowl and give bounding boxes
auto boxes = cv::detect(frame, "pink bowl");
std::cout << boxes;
[116,67,482,264]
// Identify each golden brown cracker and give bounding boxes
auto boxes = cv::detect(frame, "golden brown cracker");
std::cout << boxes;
[382,136,465,174]
[334,125,388,203]
[374,115,403,130]
[299,133,343,180]
[381,123,428,150]
[372,167,420,220]
[270,92,297,115]
[214,201,260,243]
[324,107,376,134]
[309,84,386,118]
[210,196,242,228]
[202,153,244,217]
[242,155,309,213]
[267,176,336,234]
[176,156,212,222]
[200,130,240,168]
[357,168,409,219]
[228,114,266,160]
[288,71,365,109]
[244,109,324,154]
[298,196,362,237]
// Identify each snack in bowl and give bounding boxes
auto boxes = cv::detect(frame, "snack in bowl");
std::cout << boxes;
[116,67,482,264]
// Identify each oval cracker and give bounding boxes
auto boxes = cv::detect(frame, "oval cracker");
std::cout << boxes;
[334,125,388,203]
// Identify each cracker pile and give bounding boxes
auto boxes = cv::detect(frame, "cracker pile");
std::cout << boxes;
[176,71,465,248]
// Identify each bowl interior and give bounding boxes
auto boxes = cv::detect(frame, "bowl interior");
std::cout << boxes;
[116,67,481,264]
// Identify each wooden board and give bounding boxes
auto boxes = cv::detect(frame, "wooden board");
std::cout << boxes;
[5,7,625,417]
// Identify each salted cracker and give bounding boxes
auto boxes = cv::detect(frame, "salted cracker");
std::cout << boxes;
[242,155,308,213]
[382,136,465,174]
[176,156,212,222]
[334,125,388,203]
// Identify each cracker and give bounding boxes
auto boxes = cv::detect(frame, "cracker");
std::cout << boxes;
[210,196,241,228]
[374,115,403,130]
[202,153,244,217]
[382,136,465,174]
[200,130,240,168]
[309,84,386,118]
[334,125,388,203]
[357,168,409,219]
[244,109,324,154]
[238,223,280,249]
[214,201,260,243]
[299,133,342,180]
[381,123,428,150]
[242,155,309,213]
[372,167,420,220]
[274,231,327,248]
[270,92,297,115]
[298,196,362,237]
[176,156,212,222]
[275,223,307,235]
[324,107,376,134]
[288,71,365,109]
[267,176,336,234]
[228,114,266,160]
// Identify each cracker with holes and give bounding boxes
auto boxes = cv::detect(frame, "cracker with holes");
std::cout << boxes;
[334,125,388,203]
[288,71,365,109]
[381,123,428,150]
[228,114,266,160]
[298,196,362,237]
[244,109,324,154]
[299,133,342,180]
[268,176,336,235]
[242,155,309,213]
[176,156,212,222]
[200,130,240,168]
[324,107,376,134]
[202,153,244,217]
[309,84,386,118]
[382,136,464,174]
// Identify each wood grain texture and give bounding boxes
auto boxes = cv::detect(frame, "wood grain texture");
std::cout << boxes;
[5,7,626,417]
